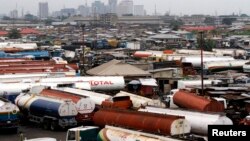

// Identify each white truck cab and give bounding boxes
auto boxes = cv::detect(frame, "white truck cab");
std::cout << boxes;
[66,126,100,141]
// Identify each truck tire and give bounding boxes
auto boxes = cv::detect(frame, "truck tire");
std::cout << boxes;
[50,121,58,131]
[43,120,50,130]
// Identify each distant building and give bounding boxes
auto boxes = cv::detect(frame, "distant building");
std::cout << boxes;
[118,16,164,25]
[108,0,117,13]
[134,5,144,16]
[38,2,49,19]
[61,8,76,17]
[117,0,133,16]
[9,10,18,19]
[51,11,61,18]
[180,15,206,26]
[78,5,91,17]
[92,0,106,15]
[100,13,118,26]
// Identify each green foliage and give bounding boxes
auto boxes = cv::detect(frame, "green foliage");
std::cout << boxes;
[2,16,11,20]
[233,30,250,35]
[222,18,236,25]
[204,39,216,51]
[240,14,248,17]
[24,14,37,21]
[204,17,215,25]
[197,36,216,51]
[8,29,21,39]
[44,19,54,25]
[169,19,184,31]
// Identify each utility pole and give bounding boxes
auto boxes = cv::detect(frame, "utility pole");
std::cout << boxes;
[199,31,204,95]
[80,24,85,76]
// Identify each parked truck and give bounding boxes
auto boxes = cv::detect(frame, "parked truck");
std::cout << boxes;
[0,97,20,133]
[66,126,100,141]
[15,93,78,130]
[38,88,96,122]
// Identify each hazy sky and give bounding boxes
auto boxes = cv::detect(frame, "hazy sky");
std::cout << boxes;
[1,0,250,16]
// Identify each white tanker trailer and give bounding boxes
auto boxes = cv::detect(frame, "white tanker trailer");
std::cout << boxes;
[0,82,90,103]
[181,56,235,68]
[204,60,248,72]
[56,87,112,106]
[40,76,125,91]
[97,126,184,141]
[139,106,233,135]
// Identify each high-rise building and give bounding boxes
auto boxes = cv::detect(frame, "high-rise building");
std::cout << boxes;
[9,10,18,19]
[134,5,144,16]
[38,2,49,19]
[108,0,117,13]
[92,0,106,15]
[78,5,91,17]
[117,0,133,16]
[61,8,76,17]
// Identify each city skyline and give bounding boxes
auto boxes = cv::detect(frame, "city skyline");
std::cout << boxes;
[1,0,250,16]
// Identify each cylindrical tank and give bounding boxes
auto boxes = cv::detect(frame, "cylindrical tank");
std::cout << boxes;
[176,49,216,55]
[15,93,78,118]
[40,76,125,91]
[0,98,20,128]
[39,89,95,114]
[97,126,183,141]
[57,87,111,105]
[173,91,224,112]
[133,51,152,58]
[101,96,133,109]
[24,138,57,141]
[204,60,248,71]
[93,109,191,136]
[115,91,166,108]
[139,106,233,135]
[181,56,235,67]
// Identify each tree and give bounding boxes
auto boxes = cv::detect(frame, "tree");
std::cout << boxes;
[169,19,183,31]
[240,14,248,17]
[44,18,54,26]
[24,14,37,21]
[2,16,11,20]
[204,39,216,51]
[204,17,215,25]
[8,29,21,39]
[222,18,236,25]
[197,33,216,51]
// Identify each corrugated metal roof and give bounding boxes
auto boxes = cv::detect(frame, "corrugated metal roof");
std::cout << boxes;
[87,59,151,76]
[0,31,8,36]
[149,34,181,39]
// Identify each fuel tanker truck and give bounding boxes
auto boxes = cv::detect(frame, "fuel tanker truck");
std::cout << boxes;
[139,106,233,135]
[0,97,20,133]
[39,76,125,91]
[97,125,184,141]
[38,88,96,122]
[15,93,78,130]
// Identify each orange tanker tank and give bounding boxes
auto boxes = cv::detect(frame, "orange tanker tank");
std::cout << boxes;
[101,96,133,109]
[173,91,224,112]
[93,108,191,136]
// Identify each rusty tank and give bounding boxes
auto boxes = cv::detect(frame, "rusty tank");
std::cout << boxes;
[93,108,191,136]
[101,96,133,109]
[173,91,224,112]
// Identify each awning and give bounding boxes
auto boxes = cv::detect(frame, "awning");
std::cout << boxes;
[139,78,158,86]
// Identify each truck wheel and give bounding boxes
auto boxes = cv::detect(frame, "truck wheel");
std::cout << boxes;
[43,121,50,130]
[50,121,58,131]
[10,127,18,134]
